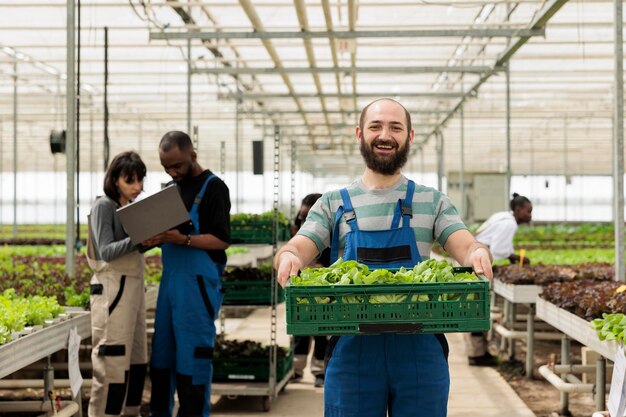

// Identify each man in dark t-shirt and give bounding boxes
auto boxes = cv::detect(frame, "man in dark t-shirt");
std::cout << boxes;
[144,131,231,417]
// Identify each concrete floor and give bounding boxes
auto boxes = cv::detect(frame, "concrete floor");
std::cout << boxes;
[209,303,536,417]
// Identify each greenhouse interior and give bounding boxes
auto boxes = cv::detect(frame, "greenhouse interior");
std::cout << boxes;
[1,0,626,416]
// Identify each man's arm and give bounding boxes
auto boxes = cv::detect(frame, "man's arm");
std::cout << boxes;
[274,235,320,288]
[141,229,230,250]
[443,229,493,279]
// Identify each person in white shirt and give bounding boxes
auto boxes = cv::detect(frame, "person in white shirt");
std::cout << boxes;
[466,193,533,366]
[475,193,533,264]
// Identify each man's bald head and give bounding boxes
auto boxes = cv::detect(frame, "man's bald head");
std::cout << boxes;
[159,131,193,153]
[358,98,412,133]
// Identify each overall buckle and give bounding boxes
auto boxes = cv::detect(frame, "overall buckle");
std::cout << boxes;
[344,210,357,223]
[401,205,413,218]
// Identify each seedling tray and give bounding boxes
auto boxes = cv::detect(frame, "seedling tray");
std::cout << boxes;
[222,280,285,305]
[230,221,290,244]
[212,348,293,382]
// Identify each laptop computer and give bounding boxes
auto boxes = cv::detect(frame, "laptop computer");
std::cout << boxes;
[117,184,192,245]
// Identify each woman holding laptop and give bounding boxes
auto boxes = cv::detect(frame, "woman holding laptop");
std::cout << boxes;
[86,151,148,417]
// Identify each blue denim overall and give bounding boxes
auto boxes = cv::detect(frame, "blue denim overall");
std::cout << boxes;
[150,175,225,417]
[326,180,450,417]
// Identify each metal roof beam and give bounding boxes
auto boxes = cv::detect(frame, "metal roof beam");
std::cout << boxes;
[221,92,464,99]
[419,0,569,147]
[150,28,545,41]
[194,66,493,75]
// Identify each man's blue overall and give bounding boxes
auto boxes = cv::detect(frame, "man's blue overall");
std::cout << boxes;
[326,180,450,417]
[150,175,224,417]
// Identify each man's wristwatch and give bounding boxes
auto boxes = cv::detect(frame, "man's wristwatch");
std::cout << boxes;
[185,234,192,246]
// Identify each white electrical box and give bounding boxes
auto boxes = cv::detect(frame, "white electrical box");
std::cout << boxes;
[447,172,508,223]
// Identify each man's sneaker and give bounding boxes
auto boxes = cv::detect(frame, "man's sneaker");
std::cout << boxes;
[314,375,324,387]
[468,353,498,367]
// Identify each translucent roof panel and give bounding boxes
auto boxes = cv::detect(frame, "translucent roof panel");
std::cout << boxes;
[0,0,623,177]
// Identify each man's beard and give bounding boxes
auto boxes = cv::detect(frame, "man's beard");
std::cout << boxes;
[359,133,410,175]
[176,161,195,183]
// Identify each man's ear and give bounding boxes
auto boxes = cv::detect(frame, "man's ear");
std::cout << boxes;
[190,150,197,162]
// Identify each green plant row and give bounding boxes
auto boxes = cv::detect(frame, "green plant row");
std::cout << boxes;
[231,211,289,226]
[513,223,613,245]
[0,289,65,345]
[493,249,615,266]
[0,254,163,308]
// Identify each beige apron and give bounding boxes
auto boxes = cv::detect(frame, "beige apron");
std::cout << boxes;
[86,216,147,417]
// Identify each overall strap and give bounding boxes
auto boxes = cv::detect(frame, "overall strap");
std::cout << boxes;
[402,180,415,227]
[330,207,344,263]
[191,174,216,212]
[330,188,358,263]
[390,180,416,229]
[339,189,358,232]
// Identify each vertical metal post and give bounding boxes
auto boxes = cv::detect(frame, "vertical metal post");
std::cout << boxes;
[560,335,570,415]
[187,39,192,135]
[138,118,143,155]
[614,0,625,282]
[505,63,512,205]
[103,27,110,171]
[89,101,94,203]
[76,0,81,249]
[508,303,516,359]
[525,303,535,379]
[420,147,425,184]
[595,357,606,411]
[436,131,444,191]
[12,59,17,238]
[235,98,241,212]
[460,105,465,219]
[0,119,3,226]
[66,0,76,276]
[270,125,280,398]
[563,117,568,221]
[220,141,225,177]
[43,356,55,399]
[290,140,296,221]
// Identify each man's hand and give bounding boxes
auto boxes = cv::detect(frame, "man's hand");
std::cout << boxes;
[142,229,185,247]
[468,247,493,280]
[276,251,303,288]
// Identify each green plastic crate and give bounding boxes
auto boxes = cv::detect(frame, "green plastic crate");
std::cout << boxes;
[212,348,293,382]
[222,280,285,305]
[285,274,490,335]
[230,221,290,244]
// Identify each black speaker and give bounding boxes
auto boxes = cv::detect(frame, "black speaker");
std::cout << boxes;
[252,140,264,175]
[49,129,66,154]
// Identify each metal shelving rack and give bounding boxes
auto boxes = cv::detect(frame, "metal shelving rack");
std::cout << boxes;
[212,125,292,412]
[536,297,619,412]
[492,279,560,378]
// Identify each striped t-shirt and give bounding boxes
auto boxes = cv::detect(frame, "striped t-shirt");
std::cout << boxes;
[297,176,466,260]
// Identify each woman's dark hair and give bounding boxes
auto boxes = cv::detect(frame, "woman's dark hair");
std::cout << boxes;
[294,193,323,227]
[301,193,322,208]
[103,151,147,204]
[510,193,531,211]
